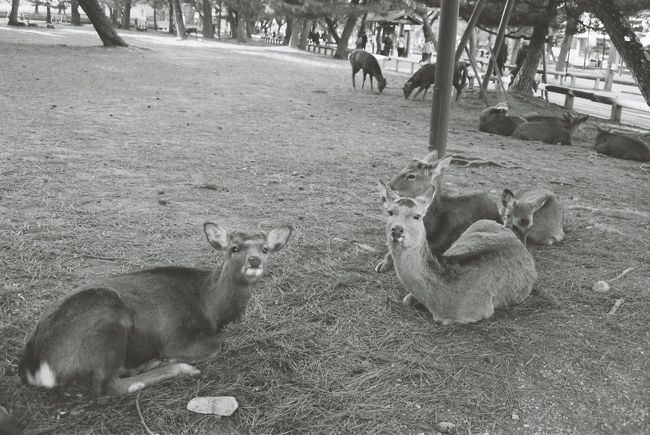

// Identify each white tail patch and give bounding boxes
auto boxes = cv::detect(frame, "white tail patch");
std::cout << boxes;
[26,362,57,388]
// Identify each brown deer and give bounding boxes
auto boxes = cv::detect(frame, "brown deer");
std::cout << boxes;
[500,188,564,245]
[375,154,500,273]
[378,176,536,325]
[19,223,292,396]
[349,49,387,93]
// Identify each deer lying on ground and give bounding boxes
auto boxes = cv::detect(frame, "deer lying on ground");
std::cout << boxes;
[512,113,588,145]
[378,174,536,325]
[349,49,387,94]
[20,223,292,396]
[478,104,527,136]
[375,154,501,273]
[594,127,650,162]
[500,188,564,245]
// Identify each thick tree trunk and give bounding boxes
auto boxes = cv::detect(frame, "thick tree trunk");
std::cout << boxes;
[202,0,214,39]
[587,0,650,105]
[46,3,51,23]
[298,19,311,49]
[153,8,157,30]
[556,17,577,72]
[284,17,294,44]
[77,0,128,46]
[512,20,547,94]
[289,17,303,47]
[333,14,358,59]
[171,0,186,39]
[168,0,175,34]
[34,3,39,14]
[8,0,20,25]
[71,0,81,25]
[236,14,246,41]
[417,9,439,50]
[122,0,131,29]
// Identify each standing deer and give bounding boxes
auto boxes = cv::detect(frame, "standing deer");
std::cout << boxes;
[349,49,387,93]
[19,223,292,396]
[378,176,536,325]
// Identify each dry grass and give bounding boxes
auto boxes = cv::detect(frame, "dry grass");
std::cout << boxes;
[0,26,648,434]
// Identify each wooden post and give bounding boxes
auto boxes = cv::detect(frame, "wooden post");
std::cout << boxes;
[480,0,516,99]
[487,45,509,102]
[610,104,622,122]
[428,0,460,155]
[564,93,574,109]
[454,0,487,63]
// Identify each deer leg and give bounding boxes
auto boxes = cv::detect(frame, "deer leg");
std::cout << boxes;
[361,73,366,91]
[370,75,374,90]
[104,363,200,396]
[411,87,424,100]
[374,252,394,273]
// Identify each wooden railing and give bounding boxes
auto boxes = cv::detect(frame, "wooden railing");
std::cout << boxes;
[538,83,649,122]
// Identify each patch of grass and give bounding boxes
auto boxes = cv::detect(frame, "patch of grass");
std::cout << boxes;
[0,27,648,434]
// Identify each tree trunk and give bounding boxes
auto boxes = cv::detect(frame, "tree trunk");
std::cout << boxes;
[153,8,157,30]
[122,0,131,29]
[71,0,81,25]
[202,0,214,39]
[34,3,39,14]
[289,17,303,47]
[298,19,311,49]
[512,20,547,94]
[236,14,246,42]
[8,0,20,25]
[333,14,358,59]
[587,0,650,105]
[171,0,186,39]
[46,3,51,23]
[325,17,340,45]
[168,0,175,34]
[77,0,128,46]
[375,26,382,54]
[556,17,577,72]
[417,9,439,49]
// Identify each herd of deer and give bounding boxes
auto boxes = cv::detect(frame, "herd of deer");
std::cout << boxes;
[1,51,647,433]
[350,49,650,162]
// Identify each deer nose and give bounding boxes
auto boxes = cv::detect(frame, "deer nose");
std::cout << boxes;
[391,226,404,240]
[248,256,262,268]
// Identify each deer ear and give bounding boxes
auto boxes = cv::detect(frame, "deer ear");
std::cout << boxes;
[430,156,452,186]
[423,150,438,163]
[204,223,229,250]
[267,226,292,252]
[501,189,516,208]
[378,180,397,210]
[528,191,550,212]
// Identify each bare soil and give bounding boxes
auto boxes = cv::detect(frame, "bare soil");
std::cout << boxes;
[0,25,648,434]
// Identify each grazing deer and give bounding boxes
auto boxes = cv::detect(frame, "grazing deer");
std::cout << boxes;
[375,154,500,273]
[378,177,536,325]
[19,223,292,396]
[500,189,564,245]
[349,49,387,94]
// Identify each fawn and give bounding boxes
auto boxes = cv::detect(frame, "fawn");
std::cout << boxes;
[19,223,292,396]
[500,188,564,245]
[375,155,500,273]
[378,167,536,324]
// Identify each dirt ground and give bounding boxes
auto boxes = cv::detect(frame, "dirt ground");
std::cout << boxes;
[0,25,648,434]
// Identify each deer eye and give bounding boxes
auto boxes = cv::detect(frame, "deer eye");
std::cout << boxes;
[388,210,394,216]
[262,247,269,254]
[407,174,416,180]
[413,214,421,220]
[231,246,240,253]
